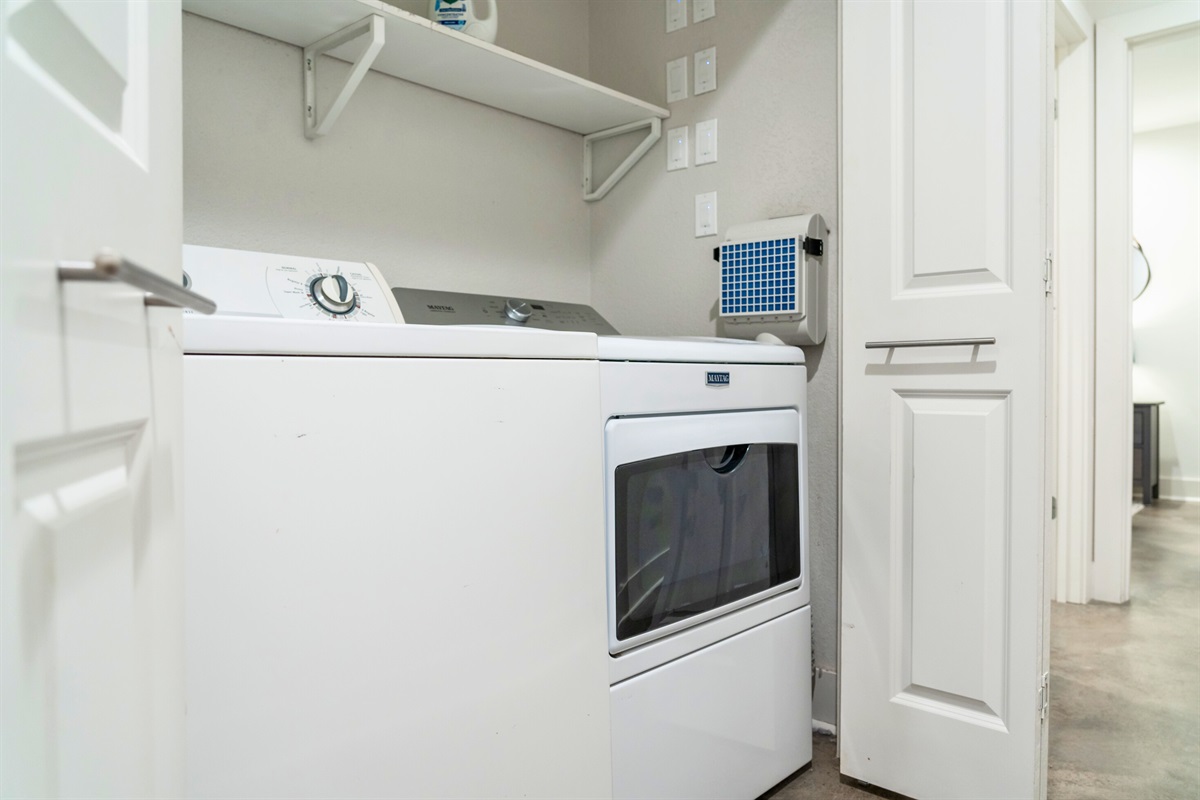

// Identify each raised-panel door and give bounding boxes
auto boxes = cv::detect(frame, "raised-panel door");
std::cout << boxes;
[840,0,1052,797]
[1,1,184,795]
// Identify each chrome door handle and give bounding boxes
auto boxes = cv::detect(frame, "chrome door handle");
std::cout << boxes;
[865,337,995,349]
[58,249,217,315]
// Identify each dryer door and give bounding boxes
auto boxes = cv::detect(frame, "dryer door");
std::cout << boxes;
[606,409,803,655]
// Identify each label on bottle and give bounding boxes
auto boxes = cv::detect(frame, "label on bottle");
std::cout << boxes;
[434,0,467,29]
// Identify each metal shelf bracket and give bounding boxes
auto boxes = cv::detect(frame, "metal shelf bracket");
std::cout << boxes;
[304,14,386,139]
[583,118,661,202]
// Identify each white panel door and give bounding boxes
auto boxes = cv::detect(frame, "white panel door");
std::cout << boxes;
[1,1,184,796]
[840,1,1052,798]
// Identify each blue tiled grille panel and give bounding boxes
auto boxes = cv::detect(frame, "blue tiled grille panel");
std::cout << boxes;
[719,237,799,317]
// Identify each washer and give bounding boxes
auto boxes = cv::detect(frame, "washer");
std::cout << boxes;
[390,288,814,799]
[180,247,612,799]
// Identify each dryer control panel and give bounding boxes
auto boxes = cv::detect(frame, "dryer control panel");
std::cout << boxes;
[182,245,402,323]
[392,286,619,334]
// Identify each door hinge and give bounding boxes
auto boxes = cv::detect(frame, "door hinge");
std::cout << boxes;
[1054,98,1058,121]
[1051,496,1057,520]
[1039,671,1050,720]
[1044,251,1054,296]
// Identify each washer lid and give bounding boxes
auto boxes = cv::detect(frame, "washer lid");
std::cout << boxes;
[183,316,599,359]
[597,335,804,364]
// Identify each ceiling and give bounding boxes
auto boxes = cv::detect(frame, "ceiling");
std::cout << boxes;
[1079,0,1168,21]
[1132,26,1200,133]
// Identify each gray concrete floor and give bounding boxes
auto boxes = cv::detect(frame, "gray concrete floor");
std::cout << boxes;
[1049,500,1200,799]
[761,732,880,800]
[765,500,1200,799]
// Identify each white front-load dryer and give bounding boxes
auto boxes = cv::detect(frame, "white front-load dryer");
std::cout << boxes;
[180,247,612,799]
[598,336,812,800]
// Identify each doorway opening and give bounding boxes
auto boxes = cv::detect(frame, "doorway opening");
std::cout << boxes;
[1050,4,1200,796]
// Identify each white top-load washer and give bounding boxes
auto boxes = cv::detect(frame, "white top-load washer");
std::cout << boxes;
[389,290,813,800]
[180,247,612,799]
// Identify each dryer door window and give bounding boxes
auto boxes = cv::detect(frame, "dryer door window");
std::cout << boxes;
[606,409,803,654]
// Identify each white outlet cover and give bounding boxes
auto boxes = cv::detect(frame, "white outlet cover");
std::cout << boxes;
[694,47,717,95]
[666,0,687,32]
[695,118,717,165]
[694,0,715,23]
[695,191,717,237]
[667,56,688,104]
[667,126,689,171]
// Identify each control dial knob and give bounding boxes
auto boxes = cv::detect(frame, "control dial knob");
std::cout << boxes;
[311,274,356,315]
[504,298,532,323]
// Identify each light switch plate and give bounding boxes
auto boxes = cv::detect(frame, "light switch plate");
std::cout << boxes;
[694,47,717,95]
[667,56,688,103]
[666,0,687,32]
[694,0,715,23]
[667,126,689,171]
[695,191,717,237]
[695,118,717,164]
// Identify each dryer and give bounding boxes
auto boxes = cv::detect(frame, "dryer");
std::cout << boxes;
[598,337,811,800]
[390,289,814,800]
[180,247,612,799]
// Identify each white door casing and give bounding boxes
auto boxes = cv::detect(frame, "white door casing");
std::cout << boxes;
[840,1,1051,798]
[1,0,184,795]
[1053,0,1095,605]
[1092,1,1200,605]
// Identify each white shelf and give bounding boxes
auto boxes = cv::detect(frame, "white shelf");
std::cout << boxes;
[182,0,669,136]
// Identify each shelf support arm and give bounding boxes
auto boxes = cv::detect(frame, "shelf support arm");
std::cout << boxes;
[583,118,662,202]
[304,15,386,139]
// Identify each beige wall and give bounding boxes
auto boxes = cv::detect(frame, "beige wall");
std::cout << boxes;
[587,0,840,722]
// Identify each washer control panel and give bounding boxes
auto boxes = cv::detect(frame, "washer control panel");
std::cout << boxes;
[392,287,619,334]
[311,274,357,315]
[183,245,401,323]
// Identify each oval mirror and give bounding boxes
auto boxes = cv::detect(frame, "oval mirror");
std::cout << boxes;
[1132,239,1152,301]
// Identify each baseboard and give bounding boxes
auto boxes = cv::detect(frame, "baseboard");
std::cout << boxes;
[812,667,837,730]
[1161,476,1200,502]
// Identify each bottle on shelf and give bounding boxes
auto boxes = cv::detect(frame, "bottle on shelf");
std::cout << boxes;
[428,0,498,44]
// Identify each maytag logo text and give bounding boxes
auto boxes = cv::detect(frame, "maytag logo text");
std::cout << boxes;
[706,371,731,387]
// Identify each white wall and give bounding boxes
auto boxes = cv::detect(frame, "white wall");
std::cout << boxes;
[586,0,840,724]
[1132,123,1200,501]
[182,7,593,302]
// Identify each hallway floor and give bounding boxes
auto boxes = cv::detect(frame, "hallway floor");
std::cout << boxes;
[767,500,1199,799]
[1049,499,1200,798]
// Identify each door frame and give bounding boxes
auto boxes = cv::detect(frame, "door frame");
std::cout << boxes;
[834,0,844,742]
[1053,0,1094,605]
[1093,1,1200,604]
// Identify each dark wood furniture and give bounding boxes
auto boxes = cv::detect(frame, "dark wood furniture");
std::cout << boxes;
[1134,402,1163,504]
